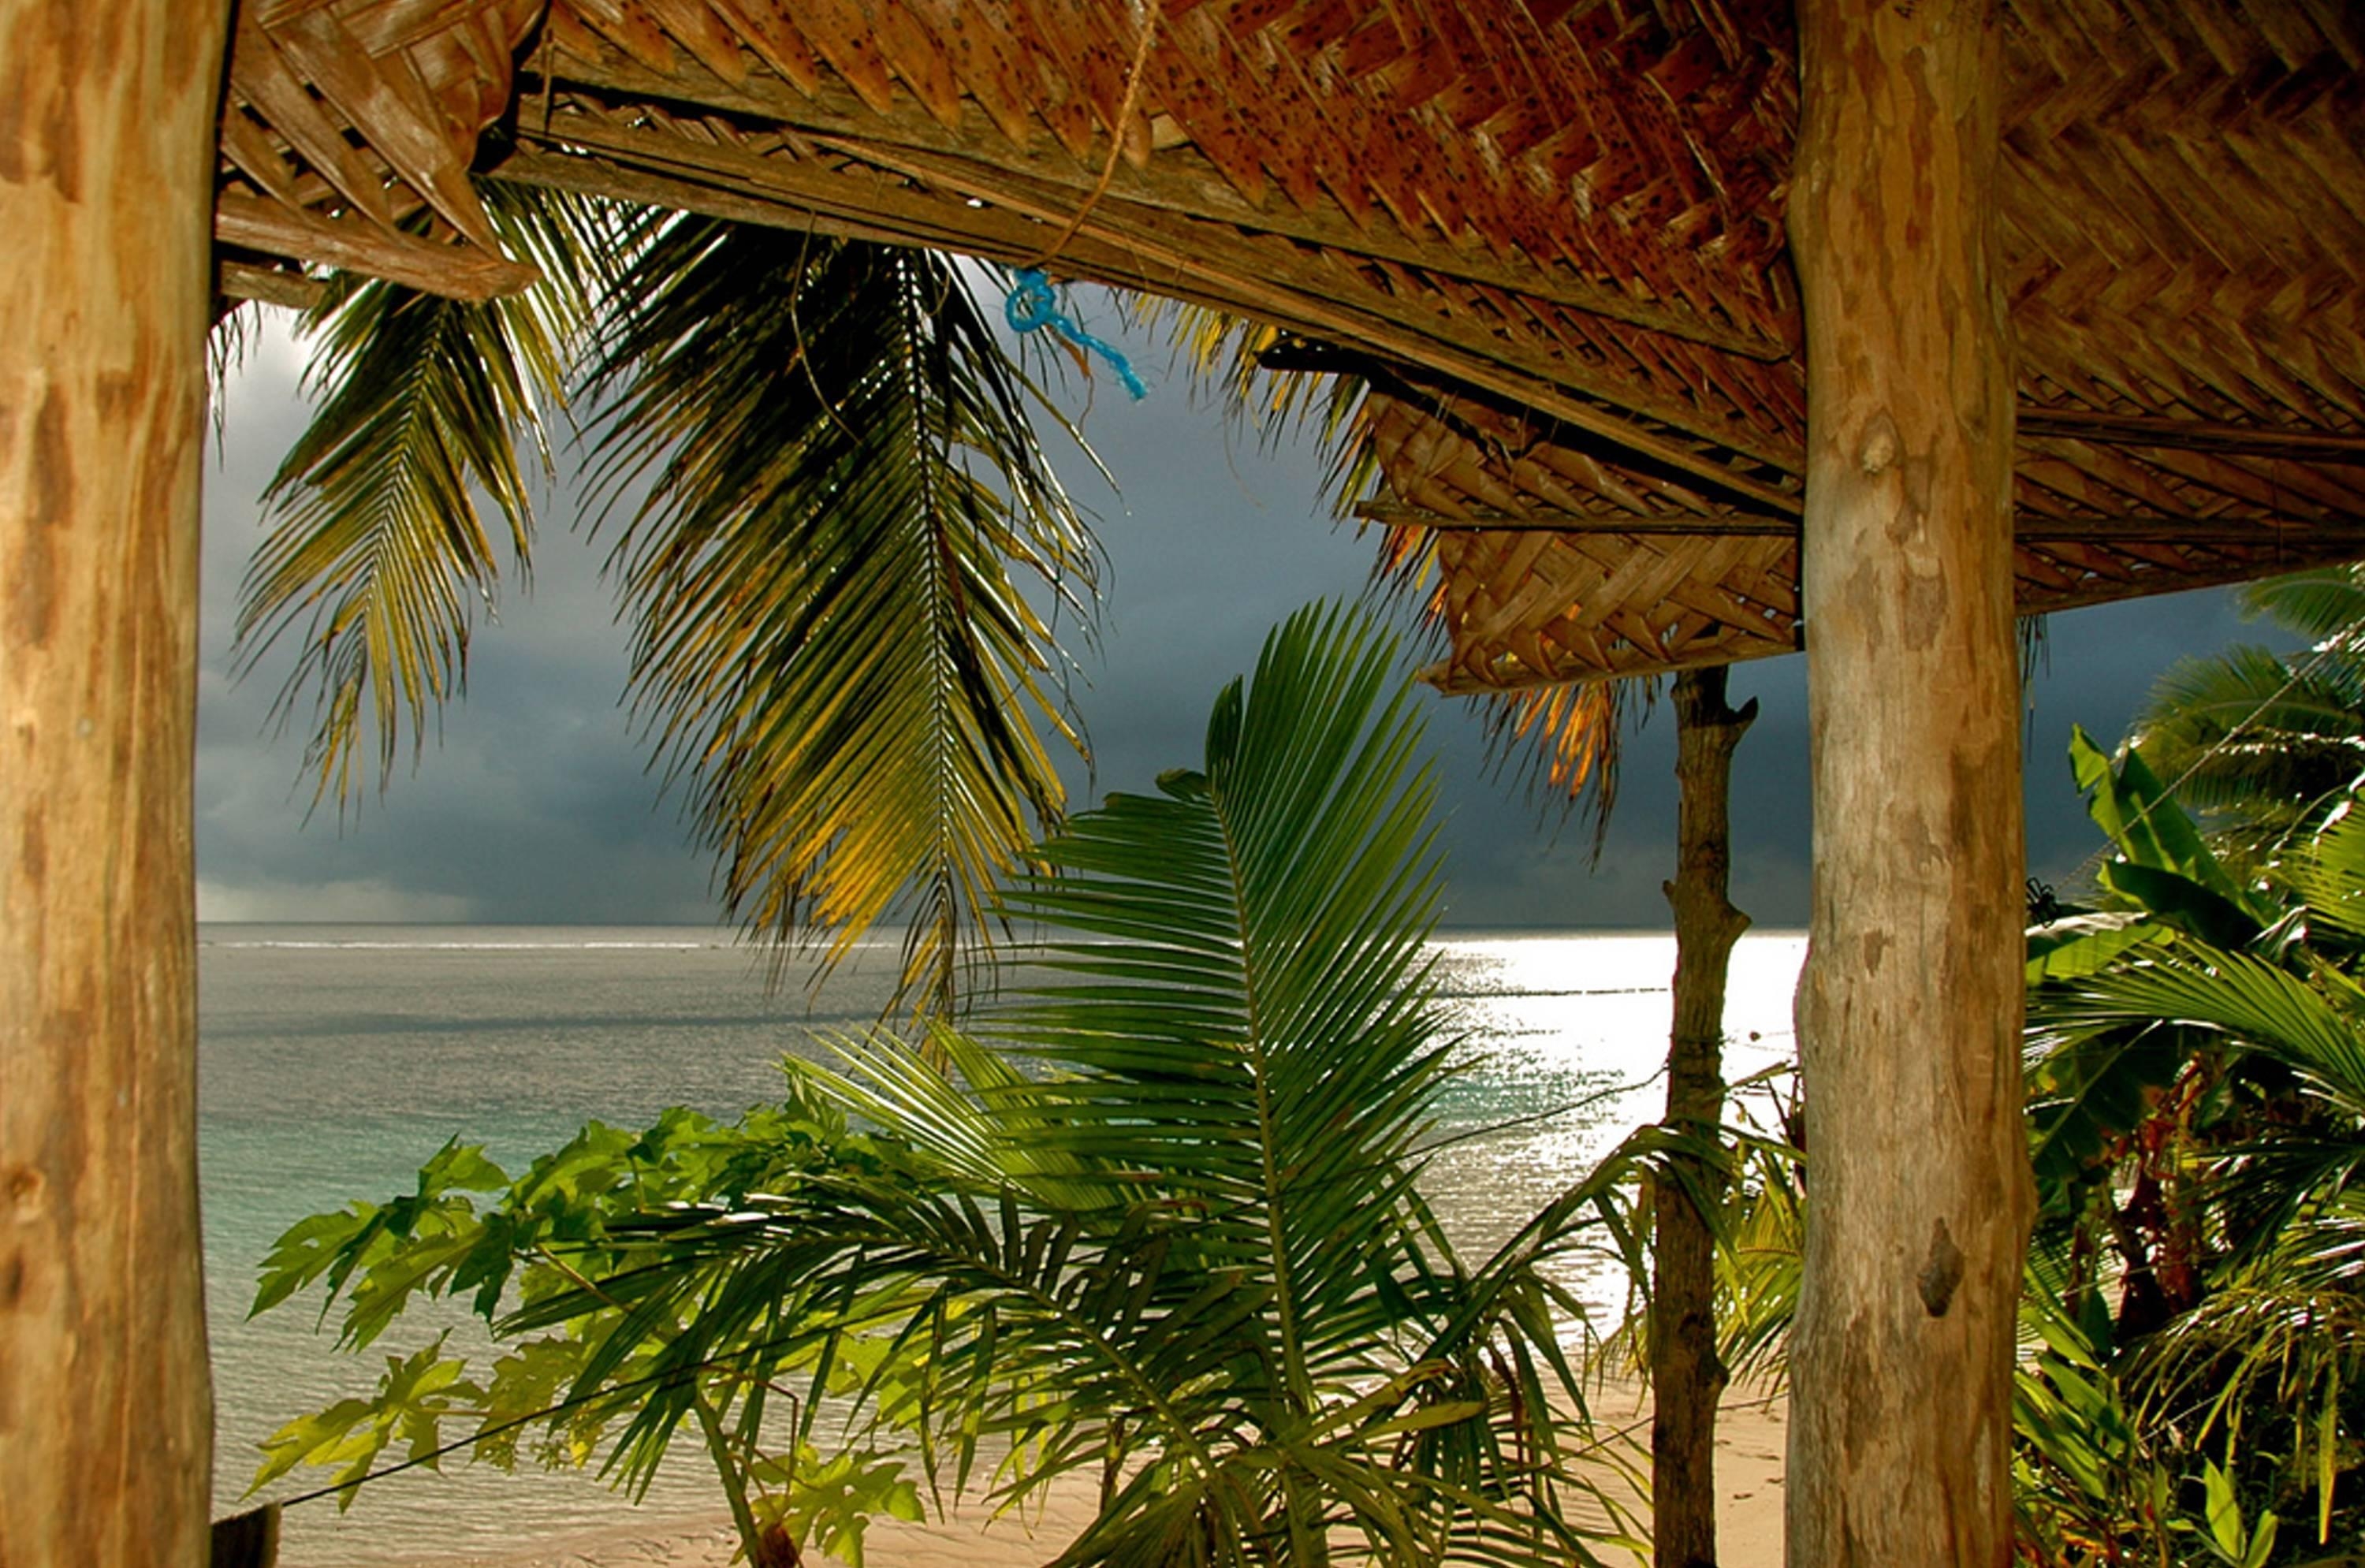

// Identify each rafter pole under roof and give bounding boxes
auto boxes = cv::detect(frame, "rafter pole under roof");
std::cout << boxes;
[0,2,229,1563]
[1787,3,2033,1566]
[1356,500,2365,546]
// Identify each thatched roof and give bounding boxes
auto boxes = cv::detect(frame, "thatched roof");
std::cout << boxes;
[214,0,2365,690]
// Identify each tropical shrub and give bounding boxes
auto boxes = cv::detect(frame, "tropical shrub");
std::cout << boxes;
[1682,725,2365,1564]
[2017,729,2365,1563]
[250,605,1658,1567]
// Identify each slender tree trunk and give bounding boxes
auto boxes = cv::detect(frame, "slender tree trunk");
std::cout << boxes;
[1787,3,2034,1566]
[0,4,229,1562]
[1652,668,1756,1568]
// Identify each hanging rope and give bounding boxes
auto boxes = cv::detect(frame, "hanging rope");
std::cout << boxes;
[1001,0,1164,402]
[1026,0,1165,269]
[1005,269,1148,399]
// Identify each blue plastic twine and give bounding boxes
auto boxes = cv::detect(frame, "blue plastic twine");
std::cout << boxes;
[1004,269,1148,400]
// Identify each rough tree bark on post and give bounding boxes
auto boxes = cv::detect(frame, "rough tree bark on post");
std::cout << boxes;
[1786,2,2035,1566]
[0,3,233,1563]
[1652,667,1756,1568]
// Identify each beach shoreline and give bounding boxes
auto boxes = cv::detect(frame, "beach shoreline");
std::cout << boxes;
[365,1383,1789,1568]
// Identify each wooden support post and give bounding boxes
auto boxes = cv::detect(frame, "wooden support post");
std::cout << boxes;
[1652,668,1756,1568]
[1788,3,2033,1566]
[0,3,231,1562]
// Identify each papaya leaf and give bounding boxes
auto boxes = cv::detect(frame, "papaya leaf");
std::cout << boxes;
[750,1445,923,1568]
[418,1140,510,1197]
[251,1205,380,1318]
[250,1338,482,1506]
[475,1336,600,1470]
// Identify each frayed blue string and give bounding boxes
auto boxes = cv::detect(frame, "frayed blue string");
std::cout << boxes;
[1004,268,1148,400]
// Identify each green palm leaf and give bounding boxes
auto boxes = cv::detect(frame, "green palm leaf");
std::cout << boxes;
[2128,646,2365,848]
[2043,951,2365,1090]
[497,603,1626,1565]
[246,605,1647,1566]
[2237,564,2365,646]
[233,183,605,804]
[2279,806,2365,947]
[974,605,1455,1391]
[2117,562,2365,868]
[580,217,1097,1004]
[234,196,1102,986]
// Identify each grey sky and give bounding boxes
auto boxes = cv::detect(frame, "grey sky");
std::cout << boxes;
[196,302,2283,932]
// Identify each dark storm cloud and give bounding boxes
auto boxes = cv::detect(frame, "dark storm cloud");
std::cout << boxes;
[198,322,717,924]
[199,305,2281,934]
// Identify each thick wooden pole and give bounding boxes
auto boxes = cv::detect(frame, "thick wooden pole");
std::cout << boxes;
[0,3,230,1562]
[1788,2,2032,1566]
[1652,669,1755,1568]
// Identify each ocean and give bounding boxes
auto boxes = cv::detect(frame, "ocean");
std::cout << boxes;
[198,925,1805,1563]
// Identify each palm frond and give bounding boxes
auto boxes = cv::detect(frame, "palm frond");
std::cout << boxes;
[2041,949,2365,1094]
[2128,644,2365,850]
[981,602,1454,1368]
[2237,563,2365,646]
[581,218,1097,1005]
[233,183,608,805]
[526,604,1626,1563]
[2284,808,2365,946]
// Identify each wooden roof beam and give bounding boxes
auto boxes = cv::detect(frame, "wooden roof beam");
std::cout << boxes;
[493,110,1808,512]
[1358,501,2365,547]
[1418,632,1795,693]
[2020,406,2365,460]
[534,42,1794,359]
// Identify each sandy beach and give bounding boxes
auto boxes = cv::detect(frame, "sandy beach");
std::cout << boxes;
[377,1384,1789,1568]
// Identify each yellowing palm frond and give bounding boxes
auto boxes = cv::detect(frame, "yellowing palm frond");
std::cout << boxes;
[232,184,606,805]
[582,218,1097,1006]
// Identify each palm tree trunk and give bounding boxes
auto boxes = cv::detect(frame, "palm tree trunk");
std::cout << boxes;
[0,3,229,1562]
[1788,2,2033,1565]
[1651,668,1755,1568]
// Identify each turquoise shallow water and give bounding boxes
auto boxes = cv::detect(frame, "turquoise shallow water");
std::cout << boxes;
[198,924,1804,1563]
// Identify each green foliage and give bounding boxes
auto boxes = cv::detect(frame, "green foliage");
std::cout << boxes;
[251,605,1650,1567]
[1696,733,2365,1563]
[2125,564,2365,873]
[225,191,1098,1000]
[255,1339,483,1507]
[236,184,603,806]
[581,215,1097,1004]
[1695,1072,1804,1389]
[2013,1292,2178,1563]
[747,1445,923,1568]
[2067,726,2274,940]
[2015,739,2365,1563]
[248,1092,924,1558]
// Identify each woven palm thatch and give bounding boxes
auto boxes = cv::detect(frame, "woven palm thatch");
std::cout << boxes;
[218,0,546,302]
[213,0,2365,690]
